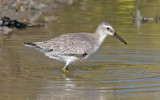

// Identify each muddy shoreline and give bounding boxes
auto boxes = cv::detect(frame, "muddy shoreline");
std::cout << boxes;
[0,0,76,34]
[0,0,76,22]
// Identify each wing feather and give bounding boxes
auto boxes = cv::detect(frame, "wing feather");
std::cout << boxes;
[34,33,95,55]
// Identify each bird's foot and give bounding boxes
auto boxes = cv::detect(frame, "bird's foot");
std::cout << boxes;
[62,67,68,73]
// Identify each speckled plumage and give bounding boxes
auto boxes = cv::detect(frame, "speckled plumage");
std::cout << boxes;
[33,33,98,56]
[24,22,127,72]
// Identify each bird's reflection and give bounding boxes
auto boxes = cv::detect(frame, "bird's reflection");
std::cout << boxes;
[36,74,114,100]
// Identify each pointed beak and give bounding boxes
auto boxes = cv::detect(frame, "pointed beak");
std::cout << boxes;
[113,32,127,45]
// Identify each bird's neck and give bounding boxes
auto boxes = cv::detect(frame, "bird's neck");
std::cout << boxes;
[94,28,108,46]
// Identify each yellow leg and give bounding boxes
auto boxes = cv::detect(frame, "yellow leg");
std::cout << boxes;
[62,67,68,73]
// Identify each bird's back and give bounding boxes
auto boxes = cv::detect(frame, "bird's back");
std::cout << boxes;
[26,33,98,57]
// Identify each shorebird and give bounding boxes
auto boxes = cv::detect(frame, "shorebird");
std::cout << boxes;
[24,22,127,72]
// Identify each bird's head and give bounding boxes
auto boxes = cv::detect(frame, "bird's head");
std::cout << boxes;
[96,22,127,45]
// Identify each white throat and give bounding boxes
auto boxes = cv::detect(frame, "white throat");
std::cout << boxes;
[93,30,108,52]
[98,30,108,46]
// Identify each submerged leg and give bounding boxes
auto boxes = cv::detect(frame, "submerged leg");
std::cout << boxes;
[62,66,68,73]
[62,61,71,73]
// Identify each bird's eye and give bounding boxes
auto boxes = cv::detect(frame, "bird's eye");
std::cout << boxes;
[107,27,110,30]
[107,27,113,33]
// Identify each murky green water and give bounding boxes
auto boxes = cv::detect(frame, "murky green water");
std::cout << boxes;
[1,0,160,100]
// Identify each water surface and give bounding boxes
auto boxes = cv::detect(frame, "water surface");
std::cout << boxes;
[1,0,160,100]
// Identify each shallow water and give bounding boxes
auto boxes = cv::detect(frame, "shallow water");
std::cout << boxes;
[1,0,160,100]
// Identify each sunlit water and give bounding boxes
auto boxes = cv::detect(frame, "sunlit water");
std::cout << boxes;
[1,0,160,100]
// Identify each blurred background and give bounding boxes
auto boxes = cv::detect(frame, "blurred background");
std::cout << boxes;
[0,0,160,100]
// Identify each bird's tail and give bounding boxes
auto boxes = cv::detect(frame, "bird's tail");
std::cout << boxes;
[24,43,36,47]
